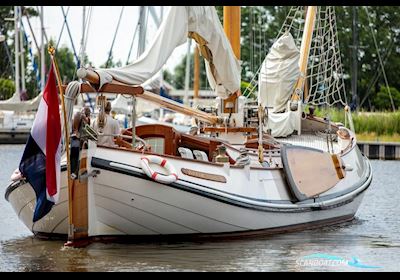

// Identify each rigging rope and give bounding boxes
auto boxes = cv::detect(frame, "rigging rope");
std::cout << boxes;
[126,19,140,65]
[21,21,41,90]
[244,6,349,109]
[35,6,48,45]
[78,6,93,67]
[243,7,305,98]
[60,6,80,68]
[364,6,396,112]
[106,7,125,68]
[359,38,394,108]
[84,7,92,45]
[83,6,93,56]
[0,21,15,76]
[56,6,70,50]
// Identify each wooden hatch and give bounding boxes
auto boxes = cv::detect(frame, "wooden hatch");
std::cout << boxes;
[281,145,345,201]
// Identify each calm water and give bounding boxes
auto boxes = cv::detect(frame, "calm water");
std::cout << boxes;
[0,145,399,272]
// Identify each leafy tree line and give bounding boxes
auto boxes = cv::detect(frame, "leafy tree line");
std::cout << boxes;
[0,6,90,100]
[0,6,39,100]
[164,6,400,111]
[1,6,399,111]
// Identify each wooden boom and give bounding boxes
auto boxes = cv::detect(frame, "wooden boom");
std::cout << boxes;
[77,68,219,124]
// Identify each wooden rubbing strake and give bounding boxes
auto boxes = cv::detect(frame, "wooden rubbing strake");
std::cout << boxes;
[181,168,227,183]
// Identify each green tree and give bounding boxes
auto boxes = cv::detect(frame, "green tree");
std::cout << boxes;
[100,54,122,68]
[347,6,400,111]
[0,6,41,100]
[168,6,400,112]
[166,7,291,92]
[26,39,78,99]
[163,51,209,90]
[373,86,400,111]
[0,78,15,100]
[0,6,16,80]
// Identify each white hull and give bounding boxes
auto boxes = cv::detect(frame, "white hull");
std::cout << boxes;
[5,142,372,238]
[88,169,366,236]
[5,172,69,236]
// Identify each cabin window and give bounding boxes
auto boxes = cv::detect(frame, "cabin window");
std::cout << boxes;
[146,137,165,154]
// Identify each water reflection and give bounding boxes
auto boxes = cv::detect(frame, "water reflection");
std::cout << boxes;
[1,217,396,272]
[1,146,399,271]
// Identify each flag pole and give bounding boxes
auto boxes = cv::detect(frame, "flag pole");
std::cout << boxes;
[48,46,74,242]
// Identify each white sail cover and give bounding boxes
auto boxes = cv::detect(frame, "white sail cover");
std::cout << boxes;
[95,6,241,99]
[0,92,42,112]
[258,32,300,113]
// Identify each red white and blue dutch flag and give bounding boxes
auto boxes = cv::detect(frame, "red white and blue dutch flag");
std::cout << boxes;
[19,63,61,222]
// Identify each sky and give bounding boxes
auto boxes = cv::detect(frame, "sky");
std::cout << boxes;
[22,6,191,71]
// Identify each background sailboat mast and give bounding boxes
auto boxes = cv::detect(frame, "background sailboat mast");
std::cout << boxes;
[193,47,200,102]
[19,12,26,92]
[80,6,86,68]
[14,6,20,97]
[40,6,45,91]
[138,6,147,57]
[351,6,358,110]
[183,39,192,106]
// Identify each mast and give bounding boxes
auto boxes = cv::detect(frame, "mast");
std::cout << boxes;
[138,6,147,57]
[222,6,241,115]
[19,9,26,92]
[193,46,200,103]
[159,6,164,91]
[14,6,20,98]
[183,39,192,106]
[351,6,358,110]
[40,6,45,91]
[293,6,317,101]
[80,6,86,68]
[223,6,241,59]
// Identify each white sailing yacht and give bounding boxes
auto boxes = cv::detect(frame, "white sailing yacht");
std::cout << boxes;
[5,6,371,242]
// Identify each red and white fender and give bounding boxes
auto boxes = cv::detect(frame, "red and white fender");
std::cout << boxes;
[140,155,178,184]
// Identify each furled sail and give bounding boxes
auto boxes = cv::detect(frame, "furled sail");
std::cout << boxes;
[94,6,241,99]
[258,32,300,113]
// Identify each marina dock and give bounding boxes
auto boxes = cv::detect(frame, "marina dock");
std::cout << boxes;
[358,141,400,160]
[0,129,29,144]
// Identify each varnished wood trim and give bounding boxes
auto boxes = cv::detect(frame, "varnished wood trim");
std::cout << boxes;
[61,83,144,96]
[181,168,227,183]
[331,154,345,179]
[202,127,257,133]
[71,156,89,240]
[80,83,144,95]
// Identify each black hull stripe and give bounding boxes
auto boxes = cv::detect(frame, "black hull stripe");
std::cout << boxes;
[6,158,371,215]
[95,157,292,204]
[91,157,371,213]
